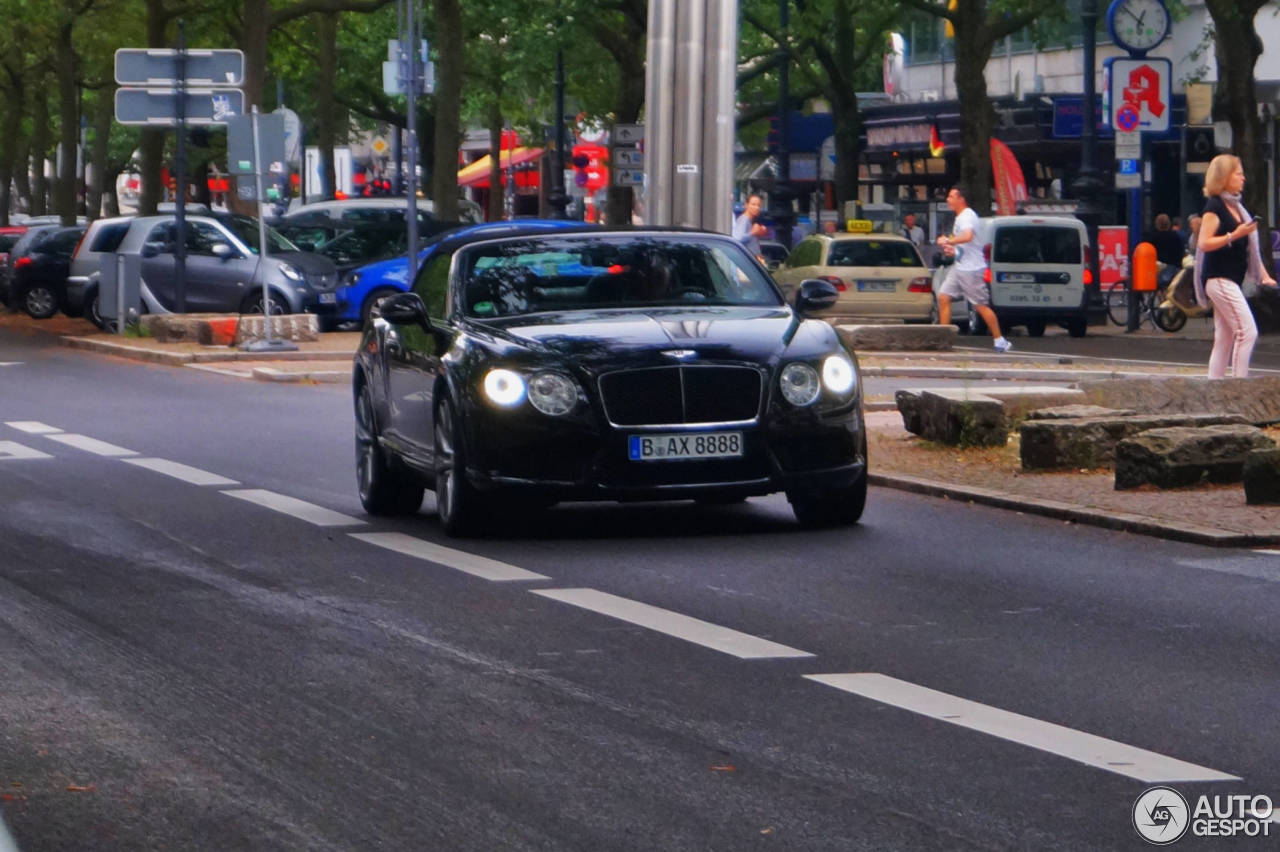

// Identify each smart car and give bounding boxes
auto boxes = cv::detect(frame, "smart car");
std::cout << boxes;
[352,226,867,536]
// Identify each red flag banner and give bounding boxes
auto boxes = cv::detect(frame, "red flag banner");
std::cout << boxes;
[989,138,1028,215]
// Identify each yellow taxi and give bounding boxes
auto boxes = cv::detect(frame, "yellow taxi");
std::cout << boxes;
[771,230,933,322]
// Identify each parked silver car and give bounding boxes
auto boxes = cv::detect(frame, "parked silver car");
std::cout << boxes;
[89,213,338,324]
[65,216,135,325]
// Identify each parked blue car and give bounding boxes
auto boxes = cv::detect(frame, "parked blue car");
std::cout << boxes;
[318,219,588,328]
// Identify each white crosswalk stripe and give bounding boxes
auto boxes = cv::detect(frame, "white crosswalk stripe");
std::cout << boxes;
[44,434,137,457]
[805,673,1240,783]
[222,489,366,527]
[4,421,62,434]
[350,532,548,582]
[0,441,52,460]
[532,588,814,660]
[122,458,239,487]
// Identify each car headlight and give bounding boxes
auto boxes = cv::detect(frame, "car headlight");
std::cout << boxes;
[279,263,303,282]
[779,362,821,407]
[527,371,578,416]
[822,355,857,395]
[344,271,361,289]
[482,368,526,407]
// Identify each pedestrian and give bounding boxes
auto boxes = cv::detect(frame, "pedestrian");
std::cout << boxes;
[733,194,768,264]
[934,186,1012,353]
[1194,154,1278,379]
[1143,213,1186,267]
[1186,214,1202,253]
[901,212,925,248]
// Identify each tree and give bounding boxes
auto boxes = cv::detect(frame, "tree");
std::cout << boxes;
[430,0,463,221]
[897,0,1059,213]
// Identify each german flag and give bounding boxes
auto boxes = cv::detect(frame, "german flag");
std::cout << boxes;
[929,125,945,158]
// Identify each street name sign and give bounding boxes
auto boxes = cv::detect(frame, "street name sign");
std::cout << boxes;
[114,48,244,86]
[114,87,244,126]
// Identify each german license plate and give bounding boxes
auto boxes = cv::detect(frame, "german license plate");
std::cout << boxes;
[857,280,895,292]
[319,292,337,304]
[628,431,743,461]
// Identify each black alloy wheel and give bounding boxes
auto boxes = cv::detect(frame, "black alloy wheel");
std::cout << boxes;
[355,383,424,515]
[22,284,59,319]
[243,291,290,315]
[433,394,485,537]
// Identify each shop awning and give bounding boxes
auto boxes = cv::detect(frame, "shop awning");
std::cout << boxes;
[457,146,544,188]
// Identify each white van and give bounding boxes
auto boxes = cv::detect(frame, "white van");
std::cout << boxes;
[981,215,1093,337]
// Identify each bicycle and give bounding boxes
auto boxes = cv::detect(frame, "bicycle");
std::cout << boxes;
[1105,271,1187,332]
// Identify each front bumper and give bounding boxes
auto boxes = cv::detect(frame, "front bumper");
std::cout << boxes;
[461,398,866,502]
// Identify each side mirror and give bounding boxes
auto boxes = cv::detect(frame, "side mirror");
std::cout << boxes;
[376,291,430,328]
[794,278,839,314]
[211,242,235,260]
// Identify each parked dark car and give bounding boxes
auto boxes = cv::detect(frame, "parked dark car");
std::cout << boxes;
[352,226,867,536]
[10,225,87,318]
[2,224,61,308]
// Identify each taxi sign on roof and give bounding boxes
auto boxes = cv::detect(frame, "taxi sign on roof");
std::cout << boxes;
[846,219,873,233]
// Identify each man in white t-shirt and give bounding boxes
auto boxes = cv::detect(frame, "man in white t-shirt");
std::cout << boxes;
[935,186,1012,353]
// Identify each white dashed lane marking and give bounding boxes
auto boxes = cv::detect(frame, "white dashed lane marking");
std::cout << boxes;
[222,488,366,527]
[122,458,239,487]
[1254,549,1280,556]
[532,588,814,660]
[350,532,548,582]
[43,434,137,457]
[805,673,1240,783]
[0,441,52,460]
[5,421,62,434]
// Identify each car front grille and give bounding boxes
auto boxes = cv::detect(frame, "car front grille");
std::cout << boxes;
[309,272,338,291]
[598,365,763,426]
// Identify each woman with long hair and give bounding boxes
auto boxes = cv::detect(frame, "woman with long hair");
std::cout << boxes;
[1194,154,1278,378]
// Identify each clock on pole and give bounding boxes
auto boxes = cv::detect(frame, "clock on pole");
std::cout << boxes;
[1107,0,1171,56]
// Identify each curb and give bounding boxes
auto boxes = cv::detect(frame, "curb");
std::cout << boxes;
[867,471,1280,548]
[250,367,348,384]
[59,335,354,365]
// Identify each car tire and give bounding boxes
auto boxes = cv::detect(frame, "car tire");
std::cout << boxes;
[790,470,867,529]
[354,382,424,516]
[434,394,486,537]
[242,291,290,315]
[21,284,59,319]
[361,287,401,327]
[85,288,104,329]
[1066,316,1088,338]
[1025,319,1046,337]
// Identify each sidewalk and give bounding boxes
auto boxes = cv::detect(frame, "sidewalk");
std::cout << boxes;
[6,311,1278,547]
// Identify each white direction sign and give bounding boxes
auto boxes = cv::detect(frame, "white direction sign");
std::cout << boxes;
[614,123,645,145]
[613,147,643,167]
[1109,58,1171,133]
[1115,172,1141,190]
[114,48,244,86]
[115,87,243,126]
[613,167,644,187]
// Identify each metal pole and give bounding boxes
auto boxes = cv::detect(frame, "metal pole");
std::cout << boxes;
[1071,0,1104,309]
[404,2,419,280]
[548,49,569,219]
[116,253,125,336]
[174,20,187,313]
[252,106,274,345]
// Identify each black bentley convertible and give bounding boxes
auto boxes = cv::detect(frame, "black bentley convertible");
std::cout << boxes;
[352,226,867,536]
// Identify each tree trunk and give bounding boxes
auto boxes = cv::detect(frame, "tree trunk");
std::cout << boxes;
[487,104,503,222]
[430,0,463,221]
[829,91,861,220]
[30,87,50,216]
[0,66,24,227]
[55,17,80,225]
[951,11,995,215]
[602,8,645,226]
[316,11,338,199]
[139,0,170,215]
[242,0,270,109]
[88,91,114,219]
[13,136,31,213]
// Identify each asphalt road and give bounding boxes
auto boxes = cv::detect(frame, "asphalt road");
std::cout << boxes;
[2,329,1278,850]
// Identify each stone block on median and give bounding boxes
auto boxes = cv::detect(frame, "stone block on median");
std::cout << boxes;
[835,323,956,352]
[1025,405,1135,421]
[234,313,319,344]
[896,386,1085,445]
[141,313,239,345]
[1021,413,1249,471]
[1077,376,1280,425]
[1243,447,1280,505]
[1114,424,1276,490]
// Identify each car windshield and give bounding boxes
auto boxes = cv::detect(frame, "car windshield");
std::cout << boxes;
[827,240,923,268]
[456,235,783,318]
[218,215,298,254]
[993,227,1081,264]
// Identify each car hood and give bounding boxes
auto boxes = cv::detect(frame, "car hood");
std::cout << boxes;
[274,250,337,275]
[475,306,841,367]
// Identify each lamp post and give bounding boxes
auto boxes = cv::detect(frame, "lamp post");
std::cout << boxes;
[547,48,570,219]
[1071,0,1104,308]
[771,0,795,248]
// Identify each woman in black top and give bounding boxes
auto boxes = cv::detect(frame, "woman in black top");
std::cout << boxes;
[1196,154,1277,378]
